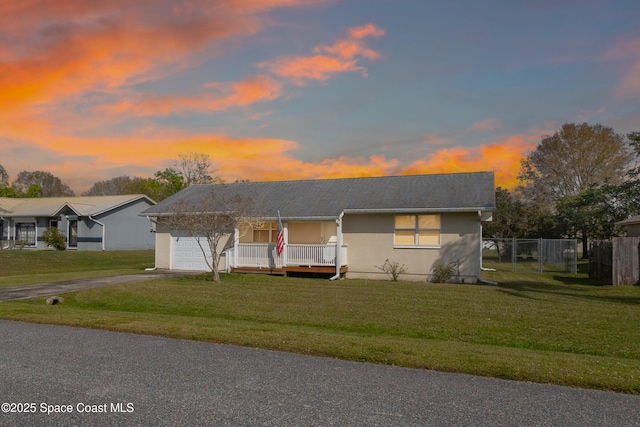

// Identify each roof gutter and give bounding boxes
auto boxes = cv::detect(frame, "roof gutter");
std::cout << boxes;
[88,215,106,251]
[342,207,494,214]
[141,212,338,221]
[329,211,345,281]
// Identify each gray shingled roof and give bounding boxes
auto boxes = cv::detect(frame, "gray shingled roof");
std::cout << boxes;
[0,195,155,217]
[142,172,495,220]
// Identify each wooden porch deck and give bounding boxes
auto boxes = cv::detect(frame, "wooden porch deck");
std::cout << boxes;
[231,265,348,277]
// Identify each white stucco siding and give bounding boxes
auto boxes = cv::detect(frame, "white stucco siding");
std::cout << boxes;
[155,222,233,272]
[154,230,172,269]
[343,212,481,282]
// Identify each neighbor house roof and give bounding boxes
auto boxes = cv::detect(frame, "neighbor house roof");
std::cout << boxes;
[142,172,495,220]
[0,195,155,218]
[616,215,640,226]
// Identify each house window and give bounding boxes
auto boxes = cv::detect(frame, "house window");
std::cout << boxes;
[253,222,278,243]
[16,223,36,246]
[49,220,58,228]
[394,215,440,246]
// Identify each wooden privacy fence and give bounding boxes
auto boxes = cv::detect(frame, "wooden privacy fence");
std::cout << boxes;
[589,241,613,284]
[613,237,640,286]
[590,237,640,285]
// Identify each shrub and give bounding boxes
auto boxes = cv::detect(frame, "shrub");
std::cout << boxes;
[376,259,407,281]
[42,227,67,250]
[429,261,458,283]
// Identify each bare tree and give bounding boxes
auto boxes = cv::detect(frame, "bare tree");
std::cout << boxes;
[13,171,75,197]
[82,176,143,196]
[518,123,632,205]
[160,186,261,282]
[174,152,220,186]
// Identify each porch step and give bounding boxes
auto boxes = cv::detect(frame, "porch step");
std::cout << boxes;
[231,267,286,276]
[230,265,348,277]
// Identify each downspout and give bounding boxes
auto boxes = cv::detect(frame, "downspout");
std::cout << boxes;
[329,211,344,281]
[88,215,106,251]
[477,211,497,285]
[144,216,158,270]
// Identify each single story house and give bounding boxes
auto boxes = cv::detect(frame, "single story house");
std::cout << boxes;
[615,215,640,237]
[0,195,156,250]
[142,172,495,282]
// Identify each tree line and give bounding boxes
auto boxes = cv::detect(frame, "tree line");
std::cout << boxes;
[0,153,218,201]
[484,123,640,256]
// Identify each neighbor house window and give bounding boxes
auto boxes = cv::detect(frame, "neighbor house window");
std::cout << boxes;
[394,215,440,246]
[253,222,278,243]
[16,223,36,246]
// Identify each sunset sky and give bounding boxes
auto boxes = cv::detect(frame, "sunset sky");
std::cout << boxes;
[1,0,639,194]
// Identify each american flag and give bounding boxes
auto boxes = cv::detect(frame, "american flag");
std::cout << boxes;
[276,211,284,256]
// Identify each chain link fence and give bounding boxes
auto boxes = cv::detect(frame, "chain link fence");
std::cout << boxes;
[482,238,578,274]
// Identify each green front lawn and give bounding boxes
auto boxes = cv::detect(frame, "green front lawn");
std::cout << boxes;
[0,250,154,288]
[1,257,638,394]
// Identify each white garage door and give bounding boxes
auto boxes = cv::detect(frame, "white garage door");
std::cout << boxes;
[171,236,211,271]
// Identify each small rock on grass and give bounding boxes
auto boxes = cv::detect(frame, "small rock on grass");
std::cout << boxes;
[46,296,65,305]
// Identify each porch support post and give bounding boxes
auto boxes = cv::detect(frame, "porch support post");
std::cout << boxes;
[330,212,344,280]
[233,227,239,268]
[282,221,288,267]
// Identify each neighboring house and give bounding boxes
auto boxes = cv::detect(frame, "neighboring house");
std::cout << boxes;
[142,172,495,282]
[615,215,640,237]
[0,195,156,250]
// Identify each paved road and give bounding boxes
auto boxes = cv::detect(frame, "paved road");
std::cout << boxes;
[1,320,639,426]
[0,271,194,302]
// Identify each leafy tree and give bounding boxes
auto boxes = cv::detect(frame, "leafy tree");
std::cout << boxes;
[0,185,17,197]
[483,188,558,240]
[483,188,527,239]
[555,186,611,257]
[159,186,261,283]
[518,123,632,205]
[13,171,74,197]
[601,179,640,231]
[555,180,640,255]
[483,187,559,260]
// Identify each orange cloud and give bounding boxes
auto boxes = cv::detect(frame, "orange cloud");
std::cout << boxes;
[0,0,333,113]
[349,23,386,39]
[257,23,384,84]
[402,136,538,189]
[101,75,283,116]
[257,55,366,84]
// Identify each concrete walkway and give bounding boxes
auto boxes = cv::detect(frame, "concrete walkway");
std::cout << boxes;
[1,320,639,426]
[0,271,192,302]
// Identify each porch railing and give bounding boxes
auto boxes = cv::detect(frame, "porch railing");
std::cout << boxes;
[227,243,347,269]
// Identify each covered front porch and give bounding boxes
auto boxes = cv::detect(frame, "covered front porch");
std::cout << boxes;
[224,218,347,276]
[226,243,348,275]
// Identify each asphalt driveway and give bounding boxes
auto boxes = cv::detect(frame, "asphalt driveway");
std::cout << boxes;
[1,320,639,426]
[0,271,193,302]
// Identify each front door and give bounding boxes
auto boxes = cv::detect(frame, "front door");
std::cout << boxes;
[68,220,78,248]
